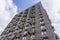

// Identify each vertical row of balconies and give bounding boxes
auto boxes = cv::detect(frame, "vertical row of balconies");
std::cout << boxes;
[39,13,49,40]
[21,6,36,40]
[0,10,27,40]
[13,9,29,40]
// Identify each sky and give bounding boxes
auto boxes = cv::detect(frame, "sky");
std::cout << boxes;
[0,0,60,37]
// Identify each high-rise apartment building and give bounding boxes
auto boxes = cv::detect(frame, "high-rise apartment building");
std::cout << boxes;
[0,2,59,40]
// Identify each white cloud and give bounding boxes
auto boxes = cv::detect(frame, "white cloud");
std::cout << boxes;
[0,0,17,33]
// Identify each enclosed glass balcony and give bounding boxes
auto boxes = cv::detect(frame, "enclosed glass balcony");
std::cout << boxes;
[23,31,28,37]
[25,23,29,27]
[18,25,24,29]
[30,15,35,18]
[25,27,29,31]
[40,18,44,22]
[20,17,26,22]
[39,13,42,15]
[40,15,43,18]
[40,21,44,24]
[40,26,46,31]
[51,26,55,31]
[28,29,35,35]
[23,14,27,17]
[22,37,26,40]
[41,32,48,39]
[30,35,35,40]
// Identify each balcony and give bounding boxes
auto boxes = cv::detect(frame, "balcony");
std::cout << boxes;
[13,23,17,26]
[15,17,20,21]
[51,26,55,31]
[31,9,35,14]
[19,12,23,15]
[40,23,45,26]
[31,25,35,29]
[15,35,20,38]
[28,29,35,35]
[20,18,26,22]
[40,21,44,25]
[40,26,46,31]
[23,14,27,17]
[40,18,44,22]
[9,29,13,32]
[18,25,24,29]
[30,15,35,18]
[26,18,32,23]
[22,37,26,40]
[24,27,29,31]
[41,32,48,39]
[31,21,36,25]
[40,16,43,18]
[25,23,29,27]
[13,30,22,36]
[30,35,35,40]
[18,14,21,17]
[24,9,29,14]
[32,6,35,10]
[23,31,28,37]
[39,13,42,15]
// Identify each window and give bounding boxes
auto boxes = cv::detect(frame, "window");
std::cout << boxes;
[39,10,41,13]
[18,25,24,29]
[32,25,35,27]
[23,14,27,17]
[30,35,35,40]
[20,12,23,15]
[23,31,28,37]
[19,29,22,33]
[41,31,48,39]
[31,6,35,10]
[41,23,45,26]
[25,23,29,27]
[18,14,21,17]
[41,27,46,32]
[31,6,35,13]
[30,15,35,18]
[9,30,13,32]
[43,39,48,40]
[16,35,20,39]
[40,18,44,22]
[40,26,46,30]
[24,9,29,14]
[22,37,26,40]
[15,18,20,21]
[13,23,17,26]
[28,29,35,35]
[40,16,43,18]
[25,27,29,31]
[51,26,55,31]
[39,13,42,15]
[16,39,20,40]
[41,31,47,36]
[31,22,36,25]
[20,18,26,22]
[10,21,13,23]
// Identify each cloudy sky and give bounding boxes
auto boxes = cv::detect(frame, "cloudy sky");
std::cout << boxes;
[0,0,60,37]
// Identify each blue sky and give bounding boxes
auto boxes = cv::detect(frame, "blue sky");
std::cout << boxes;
[13,0,39,12]
[0,0,60,37]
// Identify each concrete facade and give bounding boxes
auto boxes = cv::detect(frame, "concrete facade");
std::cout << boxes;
[0,2,58,40]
